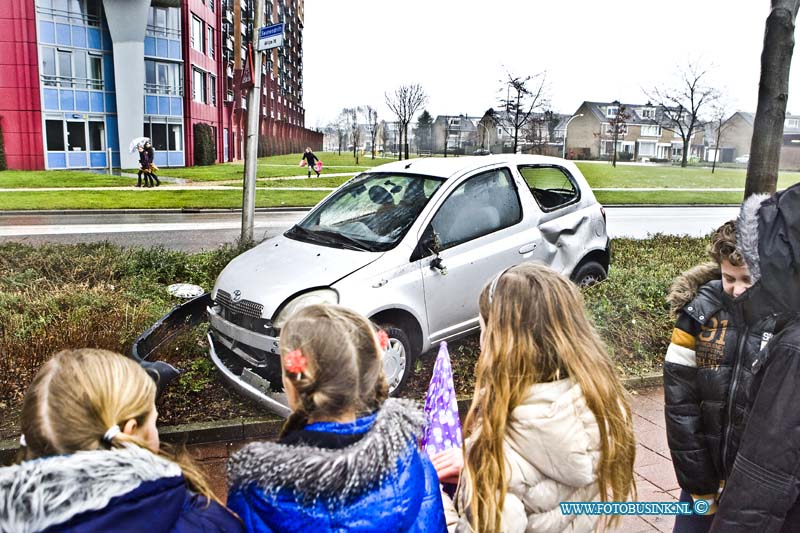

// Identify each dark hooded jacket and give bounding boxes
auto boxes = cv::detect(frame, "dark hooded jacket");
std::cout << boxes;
[712,183,800,532]
[0,445,243,533]
[663,262,775,500]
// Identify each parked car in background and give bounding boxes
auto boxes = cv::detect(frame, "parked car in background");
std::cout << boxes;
[153,156,610,415]
[735,154,750,164]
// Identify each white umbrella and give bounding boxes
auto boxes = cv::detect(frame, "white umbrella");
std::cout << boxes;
[129,137,150,154]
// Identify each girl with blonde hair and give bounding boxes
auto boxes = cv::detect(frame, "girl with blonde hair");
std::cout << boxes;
[227,304,446,532]
[0,348,243,533]
[433,263,636,532]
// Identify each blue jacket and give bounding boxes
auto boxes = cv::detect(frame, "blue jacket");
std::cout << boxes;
[0,445,243,533]
[227,398,447,532]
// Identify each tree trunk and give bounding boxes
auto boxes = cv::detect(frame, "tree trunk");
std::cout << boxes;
[404,124,409,159]
[712,120,722,174]
[612,132,618,167]
[681,137,690,167]
[746,0,800,198]
[397,126,402,161]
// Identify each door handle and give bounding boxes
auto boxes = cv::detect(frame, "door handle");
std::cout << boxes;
[518,243,537,254]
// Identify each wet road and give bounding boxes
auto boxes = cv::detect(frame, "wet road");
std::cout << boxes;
[0,206,740,252]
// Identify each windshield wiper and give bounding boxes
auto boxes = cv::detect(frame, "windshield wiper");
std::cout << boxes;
[285,225,372,251]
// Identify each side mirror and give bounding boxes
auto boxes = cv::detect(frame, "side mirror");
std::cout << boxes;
[410,226,442,261]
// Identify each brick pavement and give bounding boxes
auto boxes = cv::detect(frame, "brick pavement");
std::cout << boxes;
[189,386,677,532]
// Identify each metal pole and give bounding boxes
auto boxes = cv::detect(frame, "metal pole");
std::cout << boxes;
[242,0,264,243]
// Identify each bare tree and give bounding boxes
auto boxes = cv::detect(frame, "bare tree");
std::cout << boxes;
[709,103,733,174]
[746,0,800,197]
[385,84,428,160]
[646,61,719,167]
[607,103,631,167]
[345,107,361,164]
[379,120,390,156]
[496,71,548,154]
[364,105,379,159]
[334,110,349,156]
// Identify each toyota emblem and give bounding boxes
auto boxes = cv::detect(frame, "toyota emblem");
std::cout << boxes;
[232,290,242,302]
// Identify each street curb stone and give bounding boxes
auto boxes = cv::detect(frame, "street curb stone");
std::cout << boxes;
[0,372,662,464]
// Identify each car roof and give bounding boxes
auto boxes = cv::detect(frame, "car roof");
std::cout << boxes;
[367,154,573,179]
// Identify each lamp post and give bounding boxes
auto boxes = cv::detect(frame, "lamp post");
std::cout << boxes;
[562,113,584,159]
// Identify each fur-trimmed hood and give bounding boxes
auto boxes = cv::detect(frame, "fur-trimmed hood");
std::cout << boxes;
[0,446,181,533]
[737,184,800,315]
[667,261,722,316]
[228,398,426,505]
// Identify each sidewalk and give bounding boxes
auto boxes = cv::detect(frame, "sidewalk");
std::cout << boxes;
[189,386,677,532]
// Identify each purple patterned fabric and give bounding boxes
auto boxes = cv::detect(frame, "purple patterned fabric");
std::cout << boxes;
[421,341,463,456]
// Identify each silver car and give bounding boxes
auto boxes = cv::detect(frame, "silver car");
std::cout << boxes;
[207,155,610,415]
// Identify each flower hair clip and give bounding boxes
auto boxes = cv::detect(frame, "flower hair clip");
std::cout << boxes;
[284,349,307,379]
[377,329,390,351]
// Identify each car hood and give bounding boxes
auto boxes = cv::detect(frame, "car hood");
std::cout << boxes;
[213,234,383,319]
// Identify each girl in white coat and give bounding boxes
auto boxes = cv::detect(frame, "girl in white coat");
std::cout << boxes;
[433,263,636,532]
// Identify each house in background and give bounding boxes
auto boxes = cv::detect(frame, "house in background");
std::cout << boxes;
[564,101,704,162]
[711,111,800,169]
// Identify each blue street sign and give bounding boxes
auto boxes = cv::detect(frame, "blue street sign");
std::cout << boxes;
[257,23,284,51]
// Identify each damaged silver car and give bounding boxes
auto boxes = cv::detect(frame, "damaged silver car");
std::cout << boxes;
[136,155,610,416]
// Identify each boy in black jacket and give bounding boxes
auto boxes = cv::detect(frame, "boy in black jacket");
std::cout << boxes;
[664,220,770,533]
[711,183,800,532]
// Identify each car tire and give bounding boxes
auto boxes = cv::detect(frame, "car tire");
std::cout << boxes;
[379,324,415,396]
[571,261,607,288]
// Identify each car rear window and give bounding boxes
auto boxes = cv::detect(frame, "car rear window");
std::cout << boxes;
[517,165,580,211]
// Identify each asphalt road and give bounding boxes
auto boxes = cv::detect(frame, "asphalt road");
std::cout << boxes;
[0,206,741,252]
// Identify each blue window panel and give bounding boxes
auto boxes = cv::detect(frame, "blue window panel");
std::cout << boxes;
[75,91,90,111]
[90,91,104,112]
[168,40,181,60]
[145,95,158,115]
[167,151,185,167]
[88,28,102,49]
[40,22,56,44]
[103,55,115,91]
[102,31,112,51]
[170,97,182,116]
[105,93,116,113]
[90,152,107,168]
[56,24,71,45]
[59,90,75,111]
[158,96,170,115]
[44,89,60,110]
[144,37,156,56]
[48,153,67,169]
[68,151,88,168]
[154,152,168,167]
[156,38,168,58]
[111,151,120,168]
[71,26,87,48]
[106,116,119,150]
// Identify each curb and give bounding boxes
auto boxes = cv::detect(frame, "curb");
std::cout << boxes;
[0,373,662,464]
[0,207,312,216]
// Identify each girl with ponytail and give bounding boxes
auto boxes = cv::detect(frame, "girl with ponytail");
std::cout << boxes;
[226,304,446,532]
[433,263,636,532]
[0,348,242,532]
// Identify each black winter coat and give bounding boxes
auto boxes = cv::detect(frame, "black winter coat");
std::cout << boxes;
[663,263,775,497]
[711,183,800,532]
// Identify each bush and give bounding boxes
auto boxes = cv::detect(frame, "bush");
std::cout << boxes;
[618,152,634,162]
[0,121,6,171]
[193,123,217,166]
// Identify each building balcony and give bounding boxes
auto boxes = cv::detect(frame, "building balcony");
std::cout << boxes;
[226,90,234,103]
[225,35,234,51]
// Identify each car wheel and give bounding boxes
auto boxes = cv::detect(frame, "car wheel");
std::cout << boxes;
[571,261,607,288]
[379,324,415,396]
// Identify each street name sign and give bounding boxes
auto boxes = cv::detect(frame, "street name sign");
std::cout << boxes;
[257,23,284,51]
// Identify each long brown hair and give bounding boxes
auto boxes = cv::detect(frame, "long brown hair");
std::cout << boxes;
[278,304,388,436]
[462,263,636,531]
[19,348,221,504]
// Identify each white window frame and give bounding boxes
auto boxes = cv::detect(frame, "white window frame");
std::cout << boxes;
[192,68,207,103]
[191,15,204,52]
[606,106,619,118]
[640,125,661,137]
[638,140,657,157]
[641,107,655,119]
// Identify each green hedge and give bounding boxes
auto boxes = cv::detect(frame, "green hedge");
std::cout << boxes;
[193,123,217,166]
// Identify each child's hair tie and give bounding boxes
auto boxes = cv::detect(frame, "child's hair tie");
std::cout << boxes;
[103,425,121,444]
[284,349,307,379]
[377,329,390,350]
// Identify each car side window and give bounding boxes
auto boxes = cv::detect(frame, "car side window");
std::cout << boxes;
[518,165,580,211]
[430,168,521,250]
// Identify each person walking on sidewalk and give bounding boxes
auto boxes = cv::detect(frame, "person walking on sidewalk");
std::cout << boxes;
[301,147,321,178]
[663,220,767,533]
[136,144,152,187]
[145,141,160,186]
[432,263,636,533]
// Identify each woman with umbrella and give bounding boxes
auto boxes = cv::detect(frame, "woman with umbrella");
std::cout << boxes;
[130,137,153,188]
[144,140,160,187]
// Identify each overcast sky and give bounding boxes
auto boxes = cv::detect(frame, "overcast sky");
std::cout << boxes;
[302,0,800,128]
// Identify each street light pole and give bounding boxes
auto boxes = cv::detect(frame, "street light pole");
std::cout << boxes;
[562,113,584,159]
[242,0,264,243]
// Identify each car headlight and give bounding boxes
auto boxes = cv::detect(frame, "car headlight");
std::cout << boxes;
[273,289,339,329]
